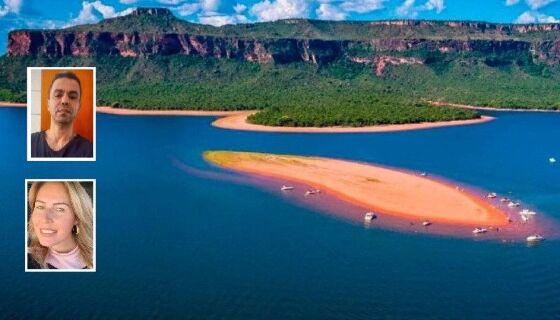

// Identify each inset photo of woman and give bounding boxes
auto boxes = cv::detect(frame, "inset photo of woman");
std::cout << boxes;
[25,180,95,272]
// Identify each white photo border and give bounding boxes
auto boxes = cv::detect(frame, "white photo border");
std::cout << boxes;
[25,179,97,272]
[26,67,96,162]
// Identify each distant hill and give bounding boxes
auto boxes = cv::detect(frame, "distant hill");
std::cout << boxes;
[1,7,559,126]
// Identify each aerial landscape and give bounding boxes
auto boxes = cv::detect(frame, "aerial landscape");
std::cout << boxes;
[1,0,559,318]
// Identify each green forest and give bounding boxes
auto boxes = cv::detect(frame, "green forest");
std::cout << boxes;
[1,48,559,127]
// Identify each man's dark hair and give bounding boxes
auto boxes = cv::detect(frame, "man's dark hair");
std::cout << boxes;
[47,72,82,99]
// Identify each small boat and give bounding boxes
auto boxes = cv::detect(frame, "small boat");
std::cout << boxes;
[304,189,320,196]
[521,215,530,222]
[364,212,377,221]
[420,172,427,177]
[526,234,544,242]
[500,198,509,203]
[472,228,488,234]
[422,221,432,226]
[519,209,536,216]
[281,185,294,191]
[549,157,556,163]
[507,201,520,208]
[487,192,497,199]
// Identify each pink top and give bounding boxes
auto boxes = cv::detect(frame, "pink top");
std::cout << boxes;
[45,246,86,269]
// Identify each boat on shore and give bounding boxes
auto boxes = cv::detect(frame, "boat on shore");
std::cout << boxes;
[364,212,377,221]
[422,221,432,226]
[520,209,537,216]
[507,201,520,208]
[304,189,321,196]
[472,228,488,234]
[526,234,544,242]
[487,192,497,199]
[281,185,294,191]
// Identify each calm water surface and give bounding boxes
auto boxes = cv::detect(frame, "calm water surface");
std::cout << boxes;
[0,107,559,319]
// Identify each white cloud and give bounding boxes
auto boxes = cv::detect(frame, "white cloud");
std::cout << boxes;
[316,3,347,20]
[176,2,200,16]
[198,13,248,26]
[69,1,135,26]
[0,0,23,17]
[116,7,136,16]
[24,18,63,30]
[396,0,444,17]
[340,0,386,14]
[250,0,309,21]
[91,1,116,18]
[525,0,556,9]
[396,0,416,16]
[424,0,444,13]
[233,3,247,13]
[201,0,220,12]
[515,10,559,23]
[505,0,520,5]
[157,0,187,4]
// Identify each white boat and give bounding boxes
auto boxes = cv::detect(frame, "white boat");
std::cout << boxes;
[472,228,488,234]
[549,157,556,163]
[520,209,536,216]
[500,198,509,203]
[422,221,432,226]
[521,215,530,222]
[420,172,427,177]
[281,185,294,191]
[507,201,520,208]
[364,212,377,221]
[526,234,544,242]
[304,189,320,196]
[487,192,497,199]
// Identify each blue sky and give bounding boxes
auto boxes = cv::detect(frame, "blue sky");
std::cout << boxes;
[0,0,559,53]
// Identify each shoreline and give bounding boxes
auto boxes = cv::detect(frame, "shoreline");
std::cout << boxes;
[430,101,560,113]
[204,151,511,228]
[0,101,26,107]
[96,106,251,116]
[211,111,495,133]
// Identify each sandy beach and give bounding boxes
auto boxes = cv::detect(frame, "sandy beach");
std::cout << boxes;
[0,101,26,107]
[204,151,510,227]
[212,111,495,133]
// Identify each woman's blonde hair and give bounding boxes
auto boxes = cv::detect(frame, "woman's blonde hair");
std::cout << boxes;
[27,181,94,269]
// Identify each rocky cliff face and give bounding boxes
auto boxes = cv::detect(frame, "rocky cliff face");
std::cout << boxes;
[9,30,560,65]
[7,9,560,68]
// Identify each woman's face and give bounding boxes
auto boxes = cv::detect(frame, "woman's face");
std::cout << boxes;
[31,183,77,252]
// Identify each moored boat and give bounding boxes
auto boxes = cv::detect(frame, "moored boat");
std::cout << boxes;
[526,234,544,242]
[472,227,488,234]
[507,201,520,208]
[364,212,377,221]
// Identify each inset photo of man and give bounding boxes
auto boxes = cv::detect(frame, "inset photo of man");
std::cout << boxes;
[27,67,95,161]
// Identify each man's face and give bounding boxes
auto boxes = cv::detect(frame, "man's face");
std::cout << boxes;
[47,78,81,126]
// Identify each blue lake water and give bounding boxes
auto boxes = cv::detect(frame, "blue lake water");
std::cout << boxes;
[1,107,559,319]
